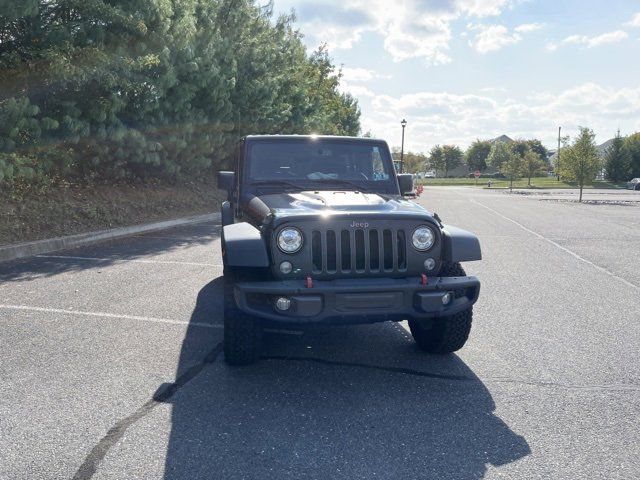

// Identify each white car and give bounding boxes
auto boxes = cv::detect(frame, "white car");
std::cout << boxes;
[626,178,640,190]
[425,171,436,178]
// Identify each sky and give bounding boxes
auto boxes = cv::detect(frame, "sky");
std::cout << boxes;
[272,0,640,153]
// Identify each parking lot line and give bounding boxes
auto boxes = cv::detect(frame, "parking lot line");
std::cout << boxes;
[36,255,222,268]
[0,304,222,330]
[471,199,639,291]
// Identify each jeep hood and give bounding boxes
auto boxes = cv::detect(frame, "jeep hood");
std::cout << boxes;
[257,191,431,220]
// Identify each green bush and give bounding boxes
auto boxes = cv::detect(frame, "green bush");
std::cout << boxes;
[0,0,361,190]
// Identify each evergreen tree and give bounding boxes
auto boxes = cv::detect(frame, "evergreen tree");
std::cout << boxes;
[623,133,640,178]
[605,130,631,182]
[0,0,361,187]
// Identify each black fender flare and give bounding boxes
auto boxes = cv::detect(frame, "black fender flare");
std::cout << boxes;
[222,222,269,268]
[442,225,482,263]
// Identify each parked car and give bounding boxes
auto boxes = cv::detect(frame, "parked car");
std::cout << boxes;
[217,135,482,365]
[626,178,640,190]
[425,171,436,178]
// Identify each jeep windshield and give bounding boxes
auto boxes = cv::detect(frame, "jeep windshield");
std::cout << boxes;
[245,138,398,194]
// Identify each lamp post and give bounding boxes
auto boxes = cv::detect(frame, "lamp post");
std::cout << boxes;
[556,126,561,181]
[400,119,407,173]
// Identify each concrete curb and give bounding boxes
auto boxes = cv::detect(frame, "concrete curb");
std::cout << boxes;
[0,213,221,263]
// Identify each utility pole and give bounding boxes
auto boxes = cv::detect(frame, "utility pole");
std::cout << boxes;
[557,126,561,181]
[400,119,407,173]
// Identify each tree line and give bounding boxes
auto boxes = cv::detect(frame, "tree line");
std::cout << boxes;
[398,137,550,184]
[603,131,640,183]
[0,0,361,189]
[558,128,640,201]
[400,129,640,200]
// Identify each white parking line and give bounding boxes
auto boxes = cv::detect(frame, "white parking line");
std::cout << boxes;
[0,304,223,329]
[36,255,222,268]
[471,199,639,291]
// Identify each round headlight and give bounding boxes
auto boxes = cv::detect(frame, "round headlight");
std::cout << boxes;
[412,226,435,251]
[277,227,303,254]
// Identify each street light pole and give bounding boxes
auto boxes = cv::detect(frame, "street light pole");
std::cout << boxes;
[400,119,407,173]
[557,126,561,181]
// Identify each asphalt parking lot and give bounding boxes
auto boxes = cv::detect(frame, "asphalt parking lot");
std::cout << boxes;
[1,187,639,480]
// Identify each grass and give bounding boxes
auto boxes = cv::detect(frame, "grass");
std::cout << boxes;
[417,177,627,189]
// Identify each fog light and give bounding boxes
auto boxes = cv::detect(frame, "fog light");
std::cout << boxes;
[280,261,293,274]
[424,258,436,271]
[442,292,453,306]
[275,297,291,311]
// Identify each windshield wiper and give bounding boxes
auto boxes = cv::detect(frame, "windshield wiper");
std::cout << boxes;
[249,180,303,191]
[314,179,372,192]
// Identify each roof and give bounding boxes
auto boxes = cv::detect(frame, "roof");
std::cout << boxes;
[245,134,385,142]
[491,135,515,144]
[549,137,614,163]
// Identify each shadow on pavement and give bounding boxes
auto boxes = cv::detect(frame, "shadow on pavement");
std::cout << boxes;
[162,279,531,479]
[0,223,221,283]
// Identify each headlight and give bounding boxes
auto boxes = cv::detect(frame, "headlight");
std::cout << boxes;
[277,227,303,254]
[412,226,435,251]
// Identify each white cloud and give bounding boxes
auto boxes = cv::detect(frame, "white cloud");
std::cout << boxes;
[469,24,521,53]
[360,83,640,151]
[277,0,516,64]
[468,21,544,54]
[562,30,629,48]
[514,22,545,33]
[545,41,558,51]
[624,12,640,28]
[339,82,375,98]
[338,67,389,97]
[340,67,377,83]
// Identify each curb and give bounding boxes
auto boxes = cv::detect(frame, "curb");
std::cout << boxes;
[0,213,221,263]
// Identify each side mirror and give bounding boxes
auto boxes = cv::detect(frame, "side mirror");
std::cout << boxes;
[217,171,235,191]
[397,173,414,196]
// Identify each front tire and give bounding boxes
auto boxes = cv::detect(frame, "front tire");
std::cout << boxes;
[223,272,262,365]
[408,262,473,354]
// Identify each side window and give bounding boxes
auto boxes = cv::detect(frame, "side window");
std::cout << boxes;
[372,147,389,181]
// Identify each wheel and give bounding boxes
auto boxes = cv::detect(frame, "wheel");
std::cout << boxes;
[408,262,473,354]
[223,271,262,365]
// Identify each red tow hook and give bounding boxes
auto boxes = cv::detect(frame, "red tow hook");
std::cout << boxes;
[421,274,428,286]
[306,276,314,289]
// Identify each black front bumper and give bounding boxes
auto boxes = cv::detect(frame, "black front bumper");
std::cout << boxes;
[233,276,480,324]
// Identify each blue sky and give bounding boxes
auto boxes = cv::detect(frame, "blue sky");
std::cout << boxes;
[272,0,640,152]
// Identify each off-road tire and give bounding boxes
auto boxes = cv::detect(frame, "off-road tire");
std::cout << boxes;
[223,271,262,365]
[408,262,473,354]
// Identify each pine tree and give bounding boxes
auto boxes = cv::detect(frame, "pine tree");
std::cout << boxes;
[625,133,640,178]
[605,131,631,182]
[0,0,361,187]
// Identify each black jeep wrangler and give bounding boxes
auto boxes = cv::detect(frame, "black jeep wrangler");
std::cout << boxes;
[218,135,481,365]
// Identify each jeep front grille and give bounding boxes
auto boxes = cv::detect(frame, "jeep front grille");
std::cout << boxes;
[311,228,407,275]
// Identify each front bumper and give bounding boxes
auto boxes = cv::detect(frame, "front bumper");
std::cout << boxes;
[233,276,480,324]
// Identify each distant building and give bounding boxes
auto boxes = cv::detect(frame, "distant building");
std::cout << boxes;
[549,138,613,166]
[491,135,515,144]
